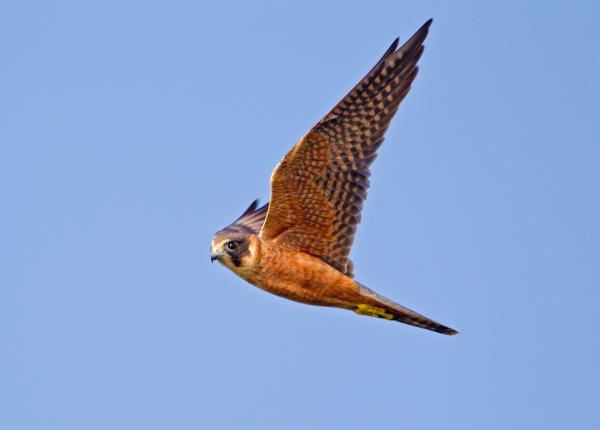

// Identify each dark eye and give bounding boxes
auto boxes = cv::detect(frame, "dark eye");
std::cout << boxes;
[226,241,239,251]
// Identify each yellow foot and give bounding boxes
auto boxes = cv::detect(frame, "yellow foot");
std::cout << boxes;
[354,304,394,320]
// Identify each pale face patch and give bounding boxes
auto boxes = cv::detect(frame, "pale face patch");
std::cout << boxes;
[211,234,258,280]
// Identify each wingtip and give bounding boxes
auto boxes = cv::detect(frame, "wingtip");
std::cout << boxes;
[383,37,400,58]
[419,18,433,36]
[237,199,260,220]
[393,18,433,57]
[248,199,259,212]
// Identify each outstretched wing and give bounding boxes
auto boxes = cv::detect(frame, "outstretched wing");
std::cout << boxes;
[225,200,269,234]
[259,20,432,275]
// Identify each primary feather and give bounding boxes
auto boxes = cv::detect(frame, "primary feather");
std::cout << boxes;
[260,20,432,276]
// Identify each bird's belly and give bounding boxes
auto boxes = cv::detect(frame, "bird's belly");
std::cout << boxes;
[254,252,359,308]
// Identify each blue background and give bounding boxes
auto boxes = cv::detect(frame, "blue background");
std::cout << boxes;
[2,1,599,429]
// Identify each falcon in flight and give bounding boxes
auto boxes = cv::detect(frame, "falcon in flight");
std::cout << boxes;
[211,19,458,335]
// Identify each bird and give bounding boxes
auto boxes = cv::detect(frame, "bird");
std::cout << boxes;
[210,19,458,335]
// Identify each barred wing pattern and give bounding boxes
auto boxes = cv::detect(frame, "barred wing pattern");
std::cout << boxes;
[225,200,269,234]
[260,20,432,275]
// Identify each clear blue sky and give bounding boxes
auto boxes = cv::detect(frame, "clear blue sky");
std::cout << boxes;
[2,1,599,429]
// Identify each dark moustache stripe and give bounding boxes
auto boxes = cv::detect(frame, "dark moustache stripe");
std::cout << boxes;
[231,254,241,267]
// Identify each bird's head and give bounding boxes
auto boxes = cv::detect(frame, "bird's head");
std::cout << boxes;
[211,199,267,275]
[210,226,255,271]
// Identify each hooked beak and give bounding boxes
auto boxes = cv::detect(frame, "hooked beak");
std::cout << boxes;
[210,238,225,263]
[210,250,221,263]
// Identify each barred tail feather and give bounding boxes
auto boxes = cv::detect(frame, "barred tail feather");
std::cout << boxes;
[355,283,458,336]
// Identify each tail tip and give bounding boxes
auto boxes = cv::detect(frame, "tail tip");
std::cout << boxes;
[439,326,459,336]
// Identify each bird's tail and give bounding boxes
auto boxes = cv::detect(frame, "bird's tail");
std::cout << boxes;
[354,283,458,335]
